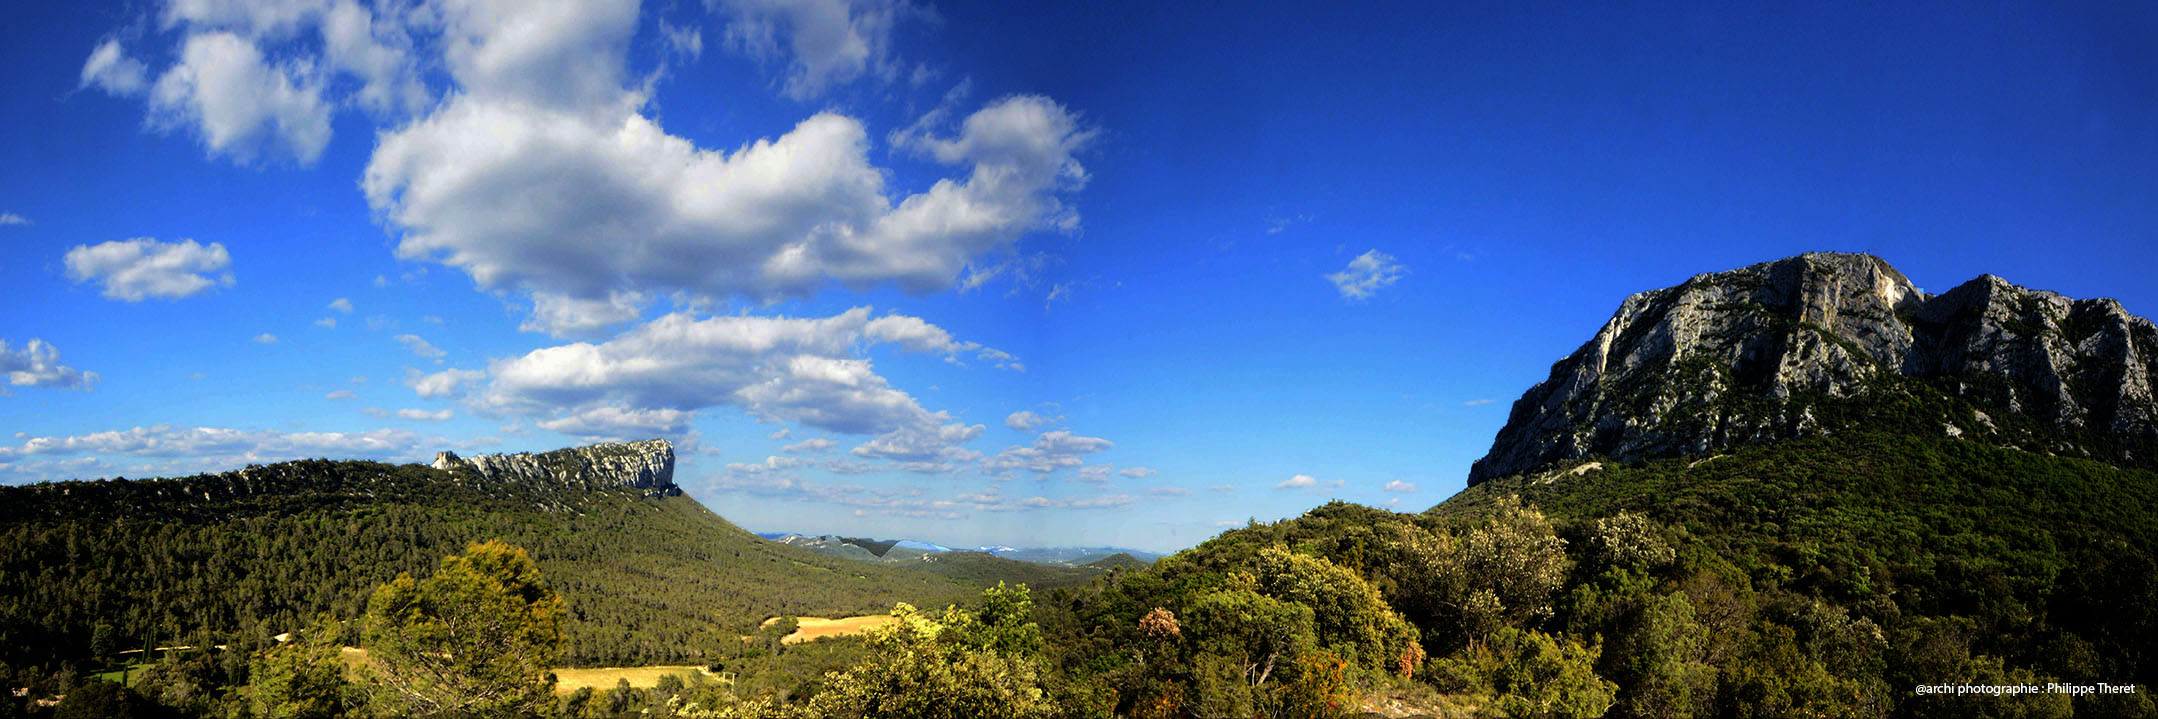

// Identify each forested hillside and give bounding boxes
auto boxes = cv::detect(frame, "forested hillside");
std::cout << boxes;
[8,437,2155,717]
[0,455,989,669]
[1036,431,2156,717]
[1437,431,2158,714]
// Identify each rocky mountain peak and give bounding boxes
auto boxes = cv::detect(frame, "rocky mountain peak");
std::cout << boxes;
[432,438,678,495]
[1468,253,2158,484]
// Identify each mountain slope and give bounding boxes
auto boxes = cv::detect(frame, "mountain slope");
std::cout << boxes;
[0,440,988,668]
[1436,431,2158,714]
[1471,252,2158,484]
[1042,253,2158,717]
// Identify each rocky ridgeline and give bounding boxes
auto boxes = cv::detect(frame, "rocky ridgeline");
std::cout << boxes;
[433,439,679,496]
[0,440,682,522]
[1469,253,2158,484]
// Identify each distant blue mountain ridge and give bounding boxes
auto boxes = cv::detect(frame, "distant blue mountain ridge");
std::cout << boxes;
[752,532,1162,566]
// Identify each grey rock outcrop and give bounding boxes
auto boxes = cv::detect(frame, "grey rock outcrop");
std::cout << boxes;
[431,439,678,495]
[1468,253,2158,484]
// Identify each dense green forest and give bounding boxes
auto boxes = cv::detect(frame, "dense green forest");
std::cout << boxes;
[1004,431,2154,718]
[905,551,1106,590]
[0,458,1004,670]
[6,430,2156,717]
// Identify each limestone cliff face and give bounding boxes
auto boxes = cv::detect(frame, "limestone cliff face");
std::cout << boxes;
[432,439,678,495]
[1468,253,2158,484]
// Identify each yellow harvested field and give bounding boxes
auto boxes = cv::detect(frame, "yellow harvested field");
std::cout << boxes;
[779,615,898,644]
[335,648,708,694]
[552,666,711,694]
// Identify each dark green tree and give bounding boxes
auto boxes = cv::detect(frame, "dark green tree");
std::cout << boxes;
[53,680,172,719]
[250,643,356,719]
[361,540,563,718]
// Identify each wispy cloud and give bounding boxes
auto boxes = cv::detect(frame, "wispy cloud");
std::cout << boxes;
[1325,249,1407,300]
[394,334,445,359]
[1264,213,1311,234]
[0,424,429,480]
[783,437,838,453]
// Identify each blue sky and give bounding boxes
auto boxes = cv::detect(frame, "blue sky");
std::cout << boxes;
[2,1,2153,552]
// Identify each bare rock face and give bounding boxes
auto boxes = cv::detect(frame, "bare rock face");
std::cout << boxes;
[431,439,678,495]
[1468,253,2158,484]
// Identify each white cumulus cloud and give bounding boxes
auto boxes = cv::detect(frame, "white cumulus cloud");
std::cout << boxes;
[1384,480,1418,493]
[1,339,97,392]
[363,94,1091,333]
[1275,473,1317,489]
[148,32,332,165]
[406,367,486,398]
[64,238,235,301]
[983,430,1113,476]
[435,0,641,111]
[521,292,649,338]
[474,307,996,456]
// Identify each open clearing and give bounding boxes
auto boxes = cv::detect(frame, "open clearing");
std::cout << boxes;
[553,665,712,694]
[762,615,899,644]
[335,648,707,694]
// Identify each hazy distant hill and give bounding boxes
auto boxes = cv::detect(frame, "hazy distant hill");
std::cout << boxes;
[980,545,1167,566]
[766,533,1115,589]
[766,531,1162,568]
[1081,552,1147,571]
[0,440,1043,667]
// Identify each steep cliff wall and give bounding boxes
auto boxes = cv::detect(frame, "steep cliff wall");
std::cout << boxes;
[433,438,678,495]
[1469,253,2158,483]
